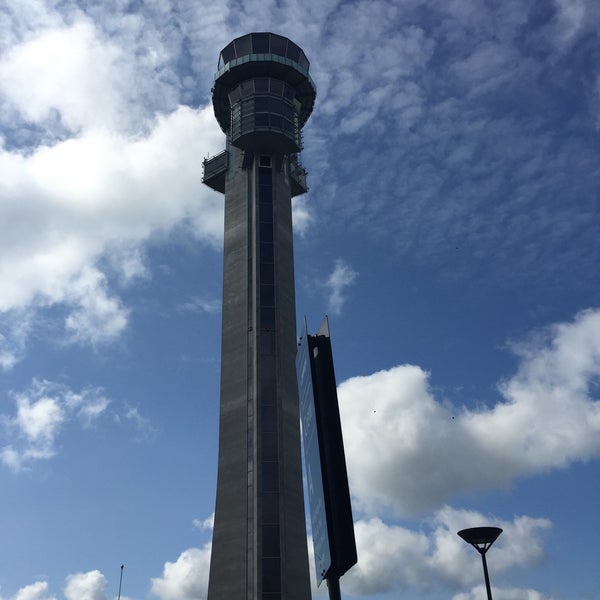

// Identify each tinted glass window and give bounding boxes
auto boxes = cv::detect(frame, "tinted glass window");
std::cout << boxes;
[260,223,273,244]
[261,283,275,306]
[241,81,253,98]
[259,167,271,185]
[286,42,301,62]
[220,43,235,65]
[282,85,294,100]
[255,97,269,112]
[284,104,295,119]
[270,79,283,96]
[262,524,280,557]
[241,118,253,134]
[259,185,273,206]
[270,35,287,57]
[252,33,270,53]
[261,329,275,354]
[260,243,274,262]
[259,186,272,203]
[261,404,277,432]
[263,97,274,113]
[260,363,276,400]
[262,557,281,592]
[261,306,275,329]
[262,492,279,523]
[260,263,274,284]
[254,77,269,92]
[268,98,281,115]
[255,114,269,127]
[260,206,273,223]
[298,53,309,71]
[235,34,252,57]
[262,462,279,492]
[261,431,278,461]
[261,351,276,375]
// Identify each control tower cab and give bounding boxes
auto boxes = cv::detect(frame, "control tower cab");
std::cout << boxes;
[212,32,317,155]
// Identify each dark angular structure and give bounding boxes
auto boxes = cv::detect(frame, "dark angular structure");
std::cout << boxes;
[202,33,316,600]
[297,317,357,596]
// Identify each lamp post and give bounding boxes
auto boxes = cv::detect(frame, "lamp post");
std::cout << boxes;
[117,565,124,600]
[457,527,502,600]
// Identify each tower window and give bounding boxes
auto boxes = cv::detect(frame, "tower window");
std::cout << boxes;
[270,35,287,57]
[252,33,270,53]
[255,78,269,92]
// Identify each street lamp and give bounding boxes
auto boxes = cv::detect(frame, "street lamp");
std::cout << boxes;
[457,526,502,600]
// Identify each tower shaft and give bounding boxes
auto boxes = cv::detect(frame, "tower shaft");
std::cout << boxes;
[208,146,311,600]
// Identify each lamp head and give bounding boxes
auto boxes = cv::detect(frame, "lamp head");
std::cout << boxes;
[457,527,503,554]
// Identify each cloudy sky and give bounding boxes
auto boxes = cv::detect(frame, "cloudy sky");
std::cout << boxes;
[1,0,599,599]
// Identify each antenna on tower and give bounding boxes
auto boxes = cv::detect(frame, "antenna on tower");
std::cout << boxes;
[117,564,124,600]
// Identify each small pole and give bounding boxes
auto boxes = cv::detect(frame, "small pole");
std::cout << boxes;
[117,564,124,600]
[326,575,342,600]
[481,553,493,600]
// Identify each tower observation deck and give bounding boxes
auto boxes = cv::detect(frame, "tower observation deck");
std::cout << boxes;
[203,33,316,600]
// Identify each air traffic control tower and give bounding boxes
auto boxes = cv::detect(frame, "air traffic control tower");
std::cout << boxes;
[202,33,316,600]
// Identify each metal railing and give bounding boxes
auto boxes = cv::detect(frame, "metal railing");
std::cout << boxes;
[202,150,228,182]
[289,154,308,195]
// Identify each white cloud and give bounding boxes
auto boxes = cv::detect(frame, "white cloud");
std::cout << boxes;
[0,104,222,312]
[292,195,314,236]
[428,507,550,586]
[338,308,600,515]
[120,405,156,442]
[64,571,107,600]
[324,259,358,315]
[16,394,64,443]
[1,379,110,471]
[0,0,225,369]
[0,104,223,362]
[150,546,211,600]
[193,514,215,531]
[0,4,187,137]
[453,585,551,600]
[11,581,56,600]
[315,507,550,597]
[552,0,588,47]
[0,570,137,600]
[344,517,429,594]
[314,3,434,131]
[0,570,136,600]
[63,387,111,428]
[177,297,221,315]
[0,310,31,370]
[0,21,131,133]
[451,41,523,96]
[63,267,129,346]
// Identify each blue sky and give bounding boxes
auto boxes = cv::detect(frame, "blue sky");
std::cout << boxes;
[0,0,599,599]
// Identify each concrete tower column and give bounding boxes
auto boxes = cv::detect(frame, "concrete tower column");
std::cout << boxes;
[202,32,316,600]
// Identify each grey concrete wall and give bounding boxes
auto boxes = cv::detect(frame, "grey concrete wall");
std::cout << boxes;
[208,144,253,600]
[207,147,311,600]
